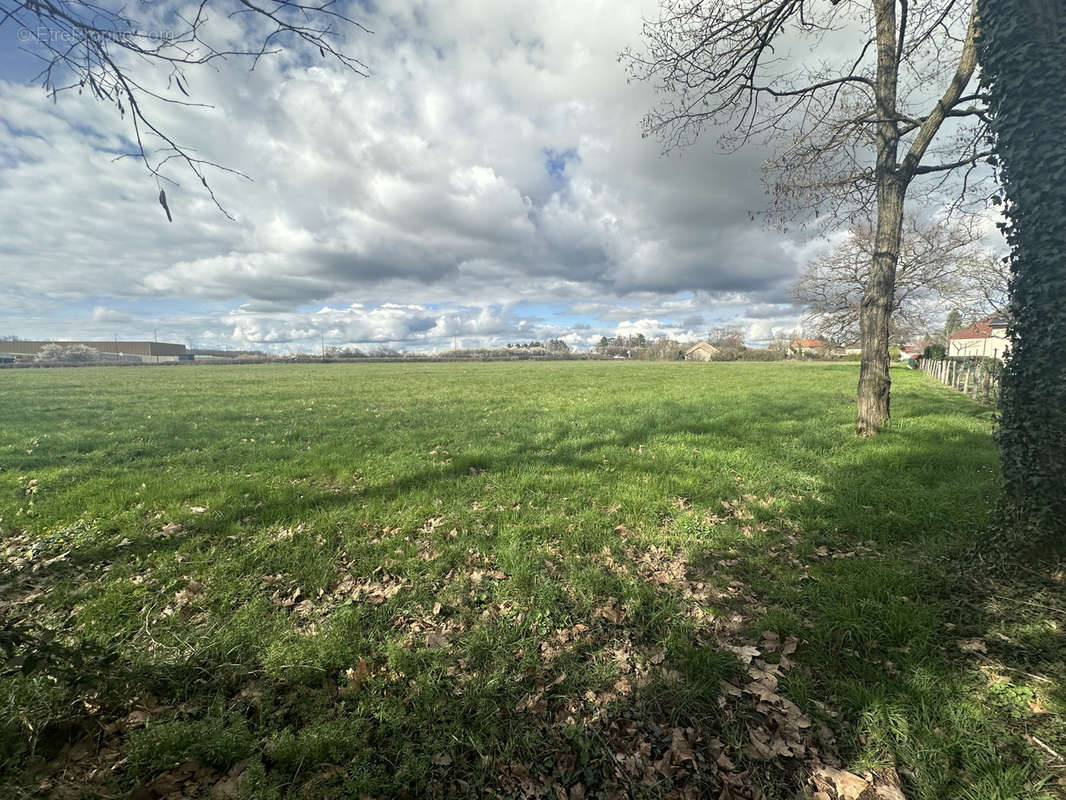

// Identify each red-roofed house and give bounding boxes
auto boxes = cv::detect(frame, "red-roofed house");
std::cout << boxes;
[900,336,935,362]
[790,337,828,357]
[900,344,923,362]
[949,314,1010,361]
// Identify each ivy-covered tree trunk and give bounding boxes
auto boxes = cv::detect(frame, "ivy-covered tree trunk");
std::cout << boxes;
[979,0,1066,534]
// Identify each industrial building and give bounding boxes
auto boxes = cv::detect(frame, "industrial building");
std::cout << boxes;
[0,341,189,363]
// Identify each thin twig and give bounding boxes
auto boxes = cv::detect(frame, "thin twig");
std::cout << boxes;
[588,723,637,800]
[1029,734,1064,763]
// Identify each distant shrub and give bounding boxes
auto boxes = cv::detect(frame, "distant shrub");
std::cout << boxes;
[442,346,552,360]
[326,346,366,358]
[738,348,780,362]
[637,338,684,360]
[369,346,401,358]
[711,346,745,362]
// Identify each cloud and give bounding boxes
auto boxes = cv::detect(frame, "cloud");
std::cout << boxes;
[220,303,546,351]
[91,306,133,323]
[0,0,821,349]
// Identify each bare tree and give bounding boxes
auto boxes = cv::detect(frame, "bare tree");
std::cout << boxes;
[1,0,369,219]
[624,0,990,433]
[955,250,1009,317]
[793,214,1002,342]
[767,334,792,359]
[706,326,746,360]
[642,337,684,360]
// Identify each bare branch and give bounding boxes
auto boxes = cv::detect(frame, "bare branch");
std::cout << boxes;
[913,151,993,175]
[899,0,979,179]
[0,0,371,218]
[623,0,989,225]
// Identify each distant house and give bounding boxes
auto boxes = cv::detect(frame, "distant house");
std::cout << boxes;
[684,341,719,362]
[949,314,1010,361]
[843,342,862,356]
[900,344,923,362]
[790,338,828,358]
[899,335,935,362]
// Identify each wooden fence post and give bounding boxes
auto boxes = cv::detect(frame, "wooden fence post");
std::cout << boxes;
[924,356,1001,405]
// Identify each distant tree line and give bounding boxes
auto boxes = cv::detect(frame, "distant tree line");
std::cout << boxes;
[593,330,793,362]
[7,335,811,365]
[324,345,403,359]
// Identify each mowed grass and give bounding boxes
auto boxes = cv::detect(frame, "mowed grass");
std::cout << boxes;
[0,362,1062,799]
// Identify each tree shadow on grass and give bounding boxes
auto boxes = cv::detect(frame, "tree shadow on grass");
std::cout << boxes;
[737,427,1065,799]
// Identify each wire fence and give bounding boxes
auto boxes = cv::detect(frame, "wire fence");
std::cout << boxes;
[918,356,1003,406]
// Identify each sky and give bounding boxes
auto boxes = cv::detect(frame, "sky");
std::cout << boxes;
[1,0,874,352]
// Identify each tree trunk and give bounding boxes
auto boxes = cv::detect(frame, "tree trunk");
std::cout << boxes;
[857,182,905,434]
[856,0,906,435]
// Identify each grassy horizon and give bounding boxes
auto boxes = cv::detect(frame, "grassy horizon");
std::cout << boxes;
[1,362,1061,798]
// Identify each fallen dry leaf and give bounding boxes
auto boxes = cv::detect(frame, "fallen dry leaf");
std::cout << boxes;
[957,637,987,654]
[597,603,626,625]
[425,629,452,649]
[669,727,695,763]
[123,709,150,729]
[724,644,761,665]
[343,658,370,694]
[812,766,870,800]
[173,579,205,608]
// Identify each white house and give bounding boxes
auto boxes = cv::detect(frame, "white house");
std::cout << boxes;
[949,314,1010,361]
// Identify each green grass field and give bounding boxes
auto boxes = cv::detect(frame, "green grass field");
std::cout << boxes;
[1,362,1062,799]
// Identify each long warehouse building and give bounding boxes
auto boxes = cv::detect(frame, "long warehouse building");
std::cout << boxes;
[1,341,189,363]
